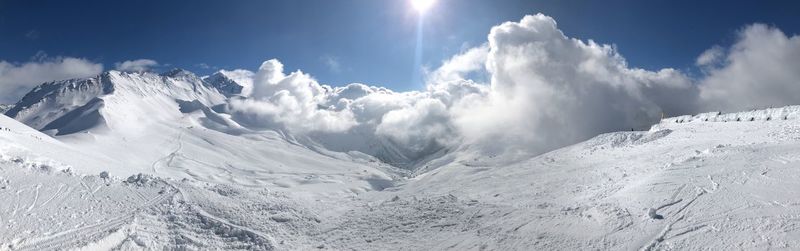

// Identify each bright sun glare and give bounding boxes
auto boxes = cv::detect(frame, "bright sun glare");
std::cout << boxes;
[411,0,436,13]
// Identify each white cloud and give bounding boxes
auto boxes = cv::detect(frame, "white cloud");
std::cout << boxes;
[222,59,459,163]
[698,24,800,112]
[376,98,454,152]
[427,45,489,84]
[196,63,217,70]
[115,59,159,72]
[425,46,490,107]
[0,56,103,104]
[228,59,357,133]
[443,14,695,159]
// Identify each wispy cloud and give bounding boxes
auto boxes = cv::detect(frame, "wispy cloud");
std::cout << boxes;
[195,63,218,70]
[0,54,103,103]
[321,55,343,73]
[115,59,159,72]
[24,30,40,40]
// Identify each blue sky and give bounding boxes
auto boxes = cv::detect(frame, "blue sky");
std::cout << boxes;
[1,0,799,91]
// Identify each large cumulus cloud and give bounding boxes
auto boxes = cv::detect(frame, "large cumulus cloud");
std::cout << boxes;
[448,14,695,158]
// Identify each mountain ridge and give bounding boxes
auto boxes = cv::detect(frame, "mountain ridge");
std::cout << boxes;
[4,69,454,171]
[5,70,226,135]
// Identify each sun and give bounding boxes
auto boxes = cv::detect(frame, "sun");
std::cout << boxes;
[410,0,436,13]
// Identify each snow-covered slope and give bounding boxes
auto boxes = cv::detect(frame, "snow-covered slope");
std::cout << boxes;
[0,114,334,250]
[3,70,397,196]
[318,110,800,250]
[0,114,116,173]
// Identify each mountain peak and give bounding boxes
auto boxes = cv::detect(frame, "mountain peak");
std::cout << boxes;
[0,104,11,114]
[160,68,196,78]
[203,70,254,97]
[204,71,243,97]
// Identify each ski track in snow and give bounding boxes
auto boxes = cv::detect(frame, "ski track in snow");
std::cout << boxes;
[151,130,183,174]
[37,184,65,209]
[25,184,41,212]
[641,189,705,251]
[1,173,175,251]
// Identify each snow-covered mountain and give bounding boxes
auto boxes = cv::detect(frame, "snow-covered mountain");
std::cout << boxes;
[5,69,226,135]
[0,104,10,114]
[202,70,254,97]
